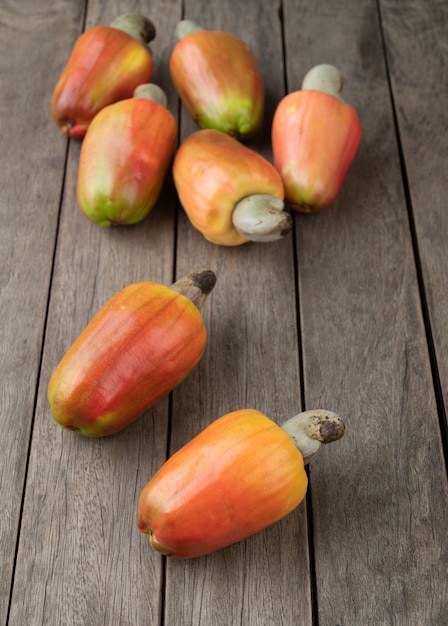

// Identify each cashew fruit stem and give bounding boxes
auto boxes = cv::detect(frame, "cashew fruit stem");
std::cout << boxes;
[281,409,346,464]
[232,194,292,243]
[110,13,156,47]
[175,19,204,42]
[170,269,217,310]
[133,84,168,108]
[301,64,345,102]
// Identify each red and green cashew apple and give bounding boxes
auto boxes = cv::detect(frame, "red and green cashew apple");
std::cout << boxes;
[170,20,265,139]
[51,13,156,139]
[272,64,362,212]
[137,408,345,558]
[77,84,177,226]
[173,129,292,246]
[48,270,216,437]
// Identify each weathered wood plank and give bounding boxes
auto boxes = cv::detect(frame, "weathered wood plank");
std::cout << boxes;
[4,0,448,624]
[380,0,448,432]
[8,1,182,624]
[164,1,313,625]
[282,0,448,624]
[0,0,85,621]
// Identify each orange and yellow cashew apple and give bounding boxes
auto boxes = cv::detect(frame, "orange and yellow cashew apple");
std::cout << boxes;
[170,20,264,139]
[77,84,177,226]
[172,129,292,246]
[137,408,345,558]
[51,13,156,139]
[47,270,216,437]
[272,64,362,212]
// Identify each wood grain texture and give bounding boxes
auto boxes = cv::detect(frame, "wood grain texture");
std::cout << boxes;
[166,1,312,624]
[8,1,182,624]
[380,0,448,431]
[2,0,448,624]
[282,0,448,624]
[0,0,85,621]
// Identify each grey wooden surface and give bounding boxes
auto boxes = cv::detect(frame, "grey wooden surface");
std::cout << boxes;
[1,0,447,624]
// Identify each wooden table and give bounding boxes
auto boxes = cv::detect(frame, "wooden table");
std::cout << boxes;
[2,0,447,624]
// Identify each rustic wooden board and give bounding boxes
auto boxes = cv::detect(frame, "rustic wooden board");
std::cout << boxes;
[0,0,85,621]
[282,0,448,624]
[8,1,182,624]
[3,0,448,624]
[165,1,313,624]
[380,0,448,430]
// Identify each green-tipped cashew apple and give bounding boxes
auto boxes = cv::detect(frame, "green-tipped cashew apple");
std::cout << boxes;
[137,408,345,558]
[47,270,216,437]
[172,129,292,246]
[272,64,362,212]
[169,20,264,139]
[77,84,177,226]
[51,14,156,139]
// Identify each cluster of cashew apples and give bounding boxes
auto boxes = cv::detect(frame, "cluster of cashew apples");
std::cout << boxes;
[48,13,353,558]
